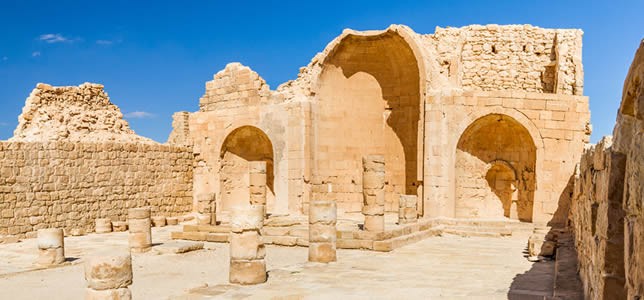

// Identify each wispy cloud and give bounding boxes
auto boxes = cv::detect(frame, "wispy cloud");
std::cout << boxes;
[0,122,9,127]
[32,51,41,57]
[124,111,155,119]
[1,56,7,61]
[38,33,71,44]
[96,40,113,45]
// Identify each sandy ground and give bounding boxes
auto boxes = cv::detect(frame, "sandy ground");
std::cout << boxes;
[0,226,555,299]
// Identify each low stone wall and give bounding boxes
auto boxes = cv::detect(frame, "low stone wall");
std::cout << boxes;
[0,141,193,237]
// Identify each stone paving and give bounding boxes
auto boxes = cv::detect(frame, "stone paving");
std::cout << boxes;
[177,232,554,299]
[0,226,567,299]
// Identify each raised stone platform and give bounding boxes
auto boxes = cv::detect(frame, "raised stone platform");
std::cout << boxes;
[170,214,536,252]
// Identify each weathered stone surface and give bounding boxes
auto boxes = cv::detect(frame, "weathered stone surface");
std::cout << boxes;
[230,205,264,233]
[84,252,132,290]
[151,216,166,227]
[95,219,112,234]
[9,83,152,143]
[308,242,337,263]
[570,40,644,300]
[37,228,64,249]
[84,287,132,300]
[166,217,179,226]
[229,260,267,285]
[309,201,337,225]
[112,222,128,232]
[128,209,152,252]
[36,247,65,266]
[230,230,265,260]
[128,208,150,220]
[154,241,204,254]
[0,141,192,237]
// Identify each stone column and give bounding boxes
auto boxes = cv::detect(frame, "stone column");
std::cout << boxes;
[128,207,152,253]
[95,218,112,233]
[249,161,267,217]
[196,193,216,225]
[398,195,418,224]
[362,155,385,232]
[229,205,266,285]
[510,188,519,220]
[151,216,166,227]
[309,200,337,263]
[37,228,65,266]
[84,251,133,300]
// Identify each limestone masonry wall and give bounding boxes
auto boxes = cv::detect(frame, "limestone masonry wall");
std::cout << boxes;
[571,137,626,299]
[429,25,583,94]
[0,141,193,237]
[570,40,644,300]
[199,63,272,112]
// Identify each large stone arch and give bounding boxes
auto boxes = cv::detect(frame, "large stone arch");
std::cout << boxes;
[310,26,426,212]
[454,113,538,222]
[219,125,275,214]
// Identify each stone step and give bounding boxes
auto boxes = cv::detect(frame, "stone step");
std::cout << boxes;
[154,241,204,254]
[444,226,513,236]
[441,229,504,238]
[182,224,230,233]
[170,231,229,242]
[436,218,535,229]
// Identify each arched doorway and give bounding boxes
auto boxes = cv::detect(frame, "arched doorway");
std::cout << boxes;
[455,114,536,221]
[219,126,275,213]
[313,30,423,212]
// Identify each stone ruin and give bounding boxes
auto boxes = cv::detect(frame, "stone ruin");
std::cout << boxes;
[0,24,641,299]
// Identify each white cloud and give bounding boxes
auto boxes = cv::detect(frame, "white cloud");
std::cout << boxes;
[39,33,70,43]
[124,111,155,119]
[96,40,113,45]
[32,51,41,57]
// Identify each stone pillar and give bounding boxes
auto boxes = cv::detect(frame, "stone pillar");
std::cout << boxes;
[151,216,166,227]
[112,221,128,232]
[249,161,267,217]
[229,205,266,285]
[37,228,65,266]
[309,200,337,263]
[95,218,112,233]
[509,201,519,220]
[84,251,133,300]
[398,195,418,224]
[362,155,385,232]
[128,207,152,253]
[196,193,216,225]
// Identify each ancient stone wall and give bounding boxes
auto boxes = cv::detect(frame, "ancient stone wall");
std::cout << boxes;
[610,40,644,300]
[0,141,193,237]
[167,111,192,146]
[423,91,590,224]
[428,25,583,95]
[188,63,298,219]
[199,63,272,112]
[1,82,193,238]
[182,24,590,223]
[570,137,627,299]
[11,83,151,143]
[570,40,643,299]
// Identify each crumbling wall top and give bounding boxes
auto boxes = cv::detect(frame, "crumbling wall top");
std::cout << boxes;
[9,82,153,143]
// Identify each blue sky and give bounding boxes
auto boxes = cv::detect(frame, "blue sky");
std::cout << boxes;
[0,1,642,143]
